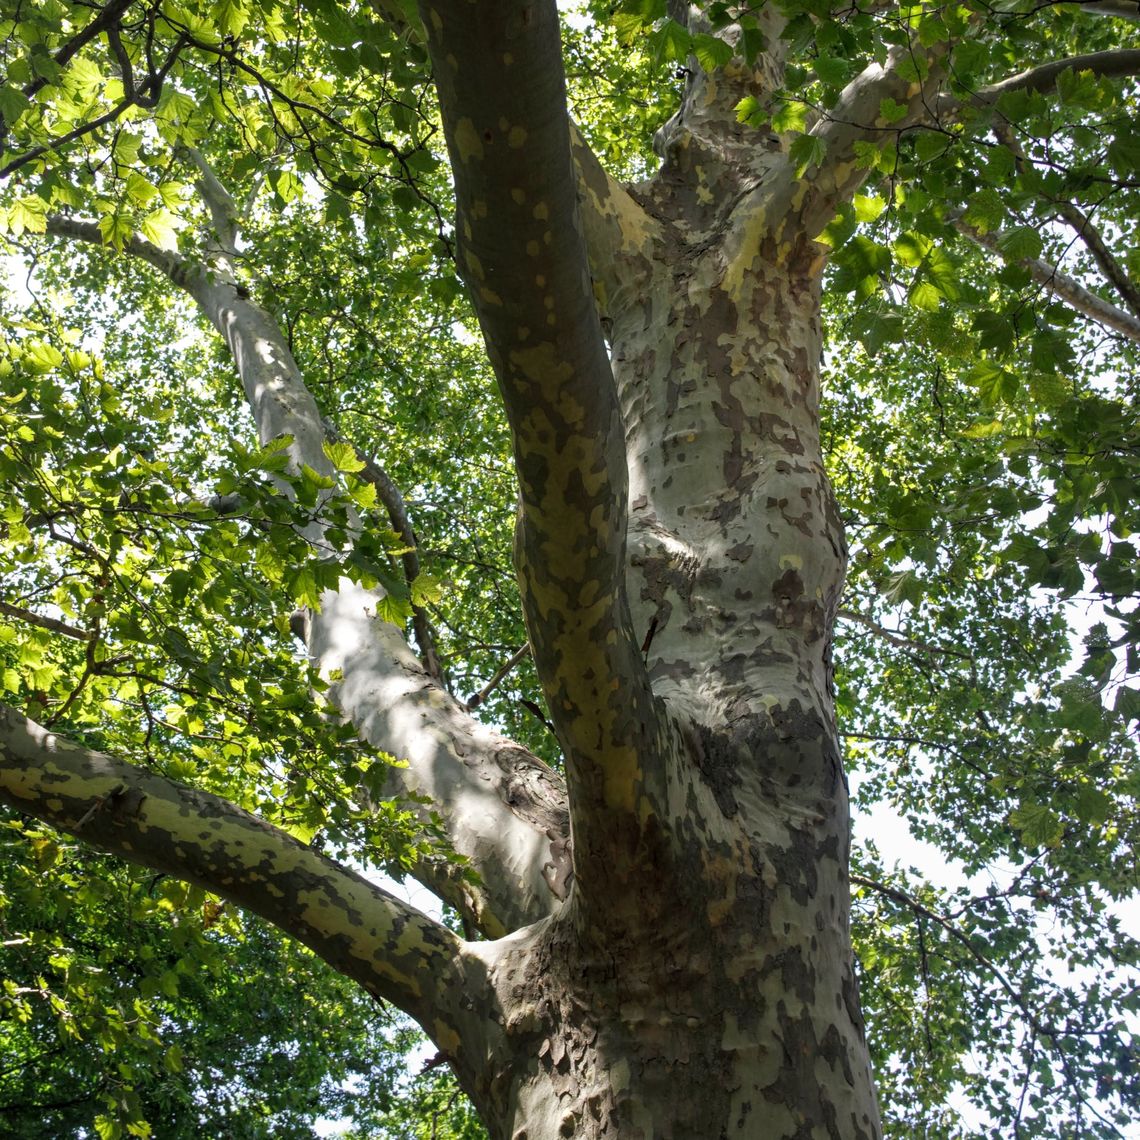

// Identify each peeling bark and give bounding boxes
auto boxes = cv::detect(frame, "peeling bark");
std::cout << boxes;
[17,1,1028,1134]
[0,706,469,1031]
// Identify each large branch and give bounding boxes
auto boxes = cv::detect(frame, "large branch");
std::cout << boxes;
[792,41,951,239]
[0,704,466,1031]
[422,0,662,890]
[967,48,1140,107]
[954,217,1140,344]
[569,124,664,327]
[43,210,570,936]
[1077,0,1140,20]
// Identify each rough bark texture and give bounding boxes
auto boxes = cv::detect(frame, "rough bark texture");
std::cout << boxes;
[3,0,1014,1136]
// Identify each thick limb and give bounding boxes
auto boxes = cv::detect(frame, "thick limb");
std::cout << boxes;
[43,207,569,935]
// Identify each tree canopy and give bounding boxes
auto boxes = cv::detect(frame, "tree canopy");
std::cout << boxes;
[0,0,1138,1136]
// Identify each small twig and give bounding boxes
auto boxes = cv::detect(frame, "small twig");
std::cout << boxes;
[321,420,445,685]
[1052,200,1140,318]
[838,608,972,660]
[465,644,531,710]
[73,784,126,830]
[952,216,1140,344]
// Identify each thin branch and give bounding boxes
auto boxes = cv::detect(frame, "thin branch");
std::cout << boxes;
[852,872,1129,1136]
[466,644,531,711]
[838,608,973,660]
[320,419,445,685]
[17,0,137,104]
[0,601,93,642]
[954,217,1140,345]
[1052,201,1140,318]
[853,872,1057,1036]
[183,145,241,256]
[0,37,186,181]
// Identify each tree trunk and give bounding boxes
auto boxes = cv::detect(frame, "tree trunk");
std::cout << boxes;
[452,732,874,1140]
[416,3,879,1134]
[6,0,992,1133]
[427,244,878,1139]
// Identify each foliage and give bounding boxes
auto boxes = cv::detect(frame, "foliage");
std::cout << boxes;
[0,0,1137,1135]
[0,815,412,1139]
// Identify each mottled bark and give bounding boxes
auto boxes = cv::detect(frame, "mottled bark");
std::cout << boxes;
[0,706,469,1034]
[424,0,663,917]
[17,0,1056,1134]
[420,2,879,1136]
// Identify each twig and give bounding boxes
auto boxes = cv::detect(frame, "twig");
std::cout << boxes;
[838,608,973,660]
[466,644,531,710]
[953,217,1140,345]
[1052,201,1140,318]
[320,421,445,685]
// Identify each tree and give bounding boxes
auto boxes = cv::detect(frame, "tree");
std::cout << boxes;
[1,0,1138,1136]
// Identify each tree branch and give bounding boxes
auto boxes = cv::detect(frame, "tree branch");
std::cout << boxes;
[966,48,1140,107]
[1076,0,1140,20]
[466,643,531,711]
[423,0,661,881]
[569,123,664,328]
[0,31,186,181]
[1052,201,1140,318]
[0,704,465,1031]
[953,216,1140,344]
[0,601,93,642]
[837,608,972,660]
[851,871,1129,1135]
[42,205,570,936]
[320,418,445,686]
[744,35,952,244]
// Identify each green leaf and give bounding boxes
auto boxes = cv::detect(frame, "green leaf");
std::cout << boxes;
[788,133,826,176]
[7,195,48,236]
[813,56,851,86]
[649,19,692,65]
[374,593,413,625]
[125,172,160,208]
[97,213,134,250]
[997,226,1043,261]
[322,438,366,473]
[771,101,810,133]
[0,84,32,126]
[692,33,733,72]
[961,420,1003,439]
[1009,802,1064,848]
[1107,131,1140,175]
[965,360,1018,404]
[963,188,1005,233]
[735,95,768,128]
[852,194,886,223]
[878,97,908,124]
[139,208,179,251]
[410,572,443,607]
